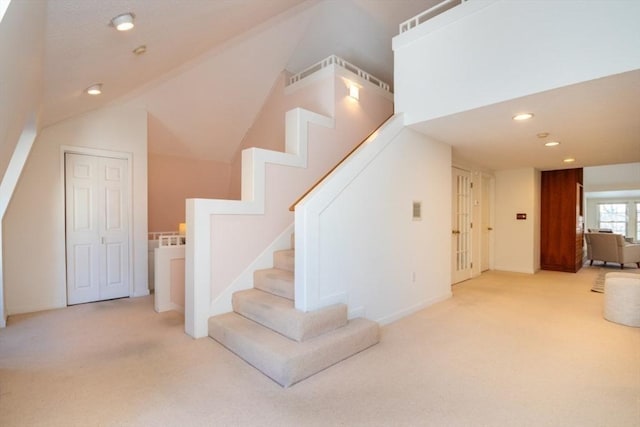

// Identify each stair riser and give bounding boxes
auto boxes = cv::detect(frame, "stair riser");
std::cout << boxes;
[273,250,294,272]
[233,290,347,342]
[209,314,380,387]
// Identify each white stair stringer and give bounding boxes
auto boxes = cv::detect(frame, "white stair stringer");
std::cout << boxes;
[294,114,405,313]
[186,108,334,339]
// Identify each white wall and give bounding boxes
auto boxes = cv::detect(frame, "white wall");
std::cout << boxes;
[584,162,640,192]
[393,0,640,124]
[297,121,452,324]
[0,0,45,181]
[0,0,45,325]
[493,168,540,274]
[3,107,148,315]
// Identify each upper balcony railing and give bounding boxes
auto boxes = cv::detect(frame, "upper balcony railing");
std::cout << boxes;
[399,0,468,33]
[287,55,391,93]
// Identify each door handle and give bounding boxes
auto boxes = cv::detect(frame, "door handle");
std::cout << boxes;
[452,230,460,235]
[487,227,493,231]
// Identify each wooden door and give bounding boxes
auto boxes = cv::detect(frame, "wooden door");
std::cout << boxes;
[66,153,130,304]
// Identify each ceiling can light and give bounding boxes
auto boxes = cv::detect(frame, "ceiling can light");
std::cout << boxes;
[545,141,560,147]
[512,112,534,121]
[86,83,102,95]
[563,157,576,163]
[111,12,135,31]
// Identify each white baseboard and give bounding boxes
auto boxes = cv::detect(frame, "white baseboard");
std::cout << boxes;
[375,292,452,326]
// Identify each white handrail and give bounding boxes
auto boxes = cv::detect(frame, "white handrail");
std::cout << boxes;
[399,0,468,33]
[287,55,390,93]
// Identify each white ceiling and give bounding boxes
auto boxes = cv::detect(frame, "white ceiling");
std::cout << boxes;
[42,0,311,127]
[39,0,639,171]
[41,0,438,128]
[414,69,640,171]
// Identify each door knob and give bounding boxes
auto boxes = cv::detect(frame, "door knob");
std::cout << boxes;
[487,227,493,231]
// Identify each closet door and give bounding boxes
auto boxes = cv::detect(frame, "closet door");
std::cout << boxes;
[66,153,130,304]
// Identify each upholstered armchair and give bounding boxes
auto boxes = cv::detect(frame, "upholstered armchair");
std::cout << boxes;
[585,232,640,269]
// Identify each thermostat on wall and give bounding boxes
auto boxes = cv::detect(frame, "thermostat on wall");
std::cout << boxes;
[516,213,527,220]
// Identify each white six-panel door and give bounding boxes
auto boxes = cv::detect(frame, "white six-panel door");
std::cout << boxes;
[66,153,130,305]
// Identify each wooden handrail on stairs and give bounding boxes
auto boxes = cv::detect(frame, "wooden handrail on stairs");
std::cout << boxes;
[289,113,394,211]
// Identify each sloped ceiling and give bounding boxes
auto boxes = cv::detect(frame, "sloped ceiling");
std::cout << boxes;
[41,0,439,163]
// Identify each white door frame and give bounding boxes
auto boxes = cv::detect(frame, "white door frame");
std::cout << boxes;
[480,173,495,272]
[61,146,135,304]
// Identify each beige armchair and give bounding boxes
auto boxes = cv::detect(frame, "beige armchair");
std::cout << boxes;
[585,232,640,269]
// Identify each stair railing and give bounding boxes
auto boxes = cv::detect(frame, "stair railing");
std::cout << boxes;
[289,113,393,212]
[399,0,468,33]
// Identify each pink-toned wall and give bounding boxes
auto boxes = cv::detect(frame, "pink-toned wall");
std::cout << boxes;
[148,152,231,232]
[227,71,335,199]
[209,70,394,305]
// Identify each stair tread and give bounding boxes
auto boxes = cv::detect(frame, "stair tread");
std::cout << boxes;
[254,268,294,300]
[209,312,379,387]
[232,289,347,341]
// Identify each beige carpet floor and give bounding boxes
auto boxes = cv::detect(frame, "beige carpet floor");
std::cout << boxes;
[1,267,639,426]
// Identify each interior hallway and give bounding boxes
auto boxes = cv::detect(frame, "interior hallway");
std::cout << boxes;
[1,266,638,426]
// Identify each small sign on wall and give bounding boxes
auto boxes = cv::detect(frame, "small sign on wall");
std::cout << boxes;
[516,213,527,220]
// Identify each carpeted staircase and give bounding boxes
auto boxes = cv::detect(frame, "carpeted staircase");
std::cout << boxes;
[208,237,379,387]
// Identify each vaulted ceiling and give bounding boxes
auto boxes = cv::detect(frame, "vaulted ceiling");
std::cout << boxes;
[41,0,440,163]
[35,0,640,171]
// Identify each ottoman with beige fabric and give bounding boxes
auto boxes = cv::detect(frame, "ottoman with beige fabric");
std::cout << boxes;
[604,272,640,327]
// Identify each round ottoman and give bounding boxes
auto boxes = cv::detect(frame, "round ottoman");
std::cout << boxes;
[604,272,640,327]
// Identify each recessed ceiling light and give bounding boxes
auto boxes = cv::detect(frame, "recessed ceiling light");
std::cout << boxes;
[545,141,560,147]
[563,157,575,163]
[86,83,102,95]
[512,112,534,121]
[111,13,135,31]
[536,132,549,138]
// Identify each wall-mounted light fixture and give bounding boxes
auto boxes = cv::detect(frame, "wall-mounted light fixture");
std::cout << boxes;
[111,12,135,31]
[349,85,359,101]
[86,83,103,95]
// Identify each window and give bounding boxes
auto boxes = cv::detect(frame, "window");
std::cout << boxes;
[598,203,627,235]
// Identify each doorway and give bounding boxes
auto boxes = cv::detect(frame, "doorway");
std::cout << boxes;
[65,153,131,305]
[452,167,473,283]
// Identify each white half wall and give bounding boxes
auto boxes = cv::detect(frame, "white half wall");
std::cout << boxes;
[393,0,640,124]
[3,107,148,315]
[494,168,541,274]
[296,118,452,324]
